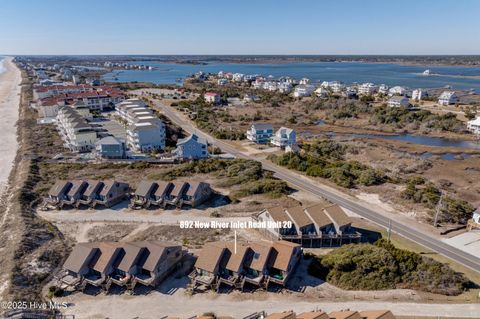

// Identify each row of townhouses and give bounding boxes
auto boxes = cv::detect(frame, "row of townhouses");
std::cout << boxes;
[56,105,98,152]
[44,179,213,210]
[255,202,361,247]
[60,241,184,291]
[190,240,302,291]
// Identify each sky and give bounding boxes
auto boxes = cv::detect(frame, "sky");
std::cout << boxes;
[0,0,479,55]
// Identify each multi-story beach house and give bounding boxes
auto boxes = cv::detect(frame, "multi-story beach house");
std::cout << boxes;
[270,127,296,147]
[293,84,315,97]
[358,83,378,95]
[321,81,345,93]
[204,92,221,104]
[246,123,274,144]
[173,134,208,159]
[438,91,459,105]
[387,96,410,108]
[467,117,480,134]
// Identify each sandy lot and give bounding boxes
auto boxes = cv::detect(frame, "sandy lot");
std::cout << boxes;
[56,291,480,319]
[0,57,21,194]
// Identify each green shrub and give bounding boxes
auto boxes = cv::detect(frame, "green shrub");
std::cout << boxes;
[309,239,469,295]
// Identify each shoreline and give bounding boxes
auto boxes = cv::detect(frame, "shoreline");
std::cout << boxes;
[0,57,22,195]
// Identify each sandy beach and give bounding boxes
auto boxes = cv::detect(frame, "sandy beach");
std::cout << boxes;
[0,57,21,194]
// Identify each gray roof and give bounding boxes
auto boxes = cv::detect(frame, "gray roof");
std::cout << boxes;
[135,180,157,197]
[96,136,123,146]
[252,123,273,130]
[176,134,207,146]
[185,181,210,197]
[63,243,98,273]
[48,180,72,197]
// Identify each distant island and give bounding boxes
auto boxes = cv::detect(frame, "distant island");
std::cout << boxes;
[15,54,480,66]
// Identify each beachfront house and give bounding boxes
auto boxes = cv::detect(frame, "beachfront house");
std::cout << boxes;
[83,242,123,287]
[151,181,174,207]
[191,242,229,288]
[165,181,188,207]
[265,240,302,288]
[132,242,183,288]
[270,127,296,148]
[246,123,274,144]
[174,134,208,160]
[387,96,410,108]
[183,181,212,207]
[46,180,73,206]
[241,242,272,288]
[63,180,88,206]
[467,117,480,134]
[78,180,104,207]
[438,91,459,105]
[93,180,129,208]
[95,136,126,159]
[108,243,145,288]
[217,243,251,289]
[131,180,158,208]
[204,92,221,104]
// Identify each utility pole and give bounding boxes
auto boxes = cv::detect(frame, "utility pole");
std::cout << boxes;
[234,230,237,255]
[434,190,445,228]
[387,220,392,242]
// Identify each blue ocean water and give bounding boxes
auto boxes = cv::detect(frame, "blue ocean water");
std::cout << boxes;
[103,61,480,90]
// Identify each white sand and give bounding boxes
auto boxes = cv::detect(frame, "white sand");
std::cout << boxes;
[0,57,21,194]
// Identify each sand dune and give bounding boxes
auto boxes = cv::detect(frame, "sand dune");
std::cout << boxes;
[0,57,22,194]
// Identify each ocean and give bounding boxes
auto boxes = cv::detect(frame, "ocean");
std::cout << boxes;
[103,61,480,90]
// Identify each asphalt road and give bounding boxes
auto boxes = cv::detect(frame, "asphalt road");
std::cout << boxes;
[153,98,480,274]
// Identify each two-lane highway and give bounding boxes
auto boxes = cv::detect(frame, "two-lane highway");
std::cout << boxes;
[152,97,480,274]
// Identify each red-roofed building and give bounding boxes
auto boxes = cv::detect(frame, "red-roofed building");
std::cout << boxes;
[204,92,221,104]
[36,85,125,117]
